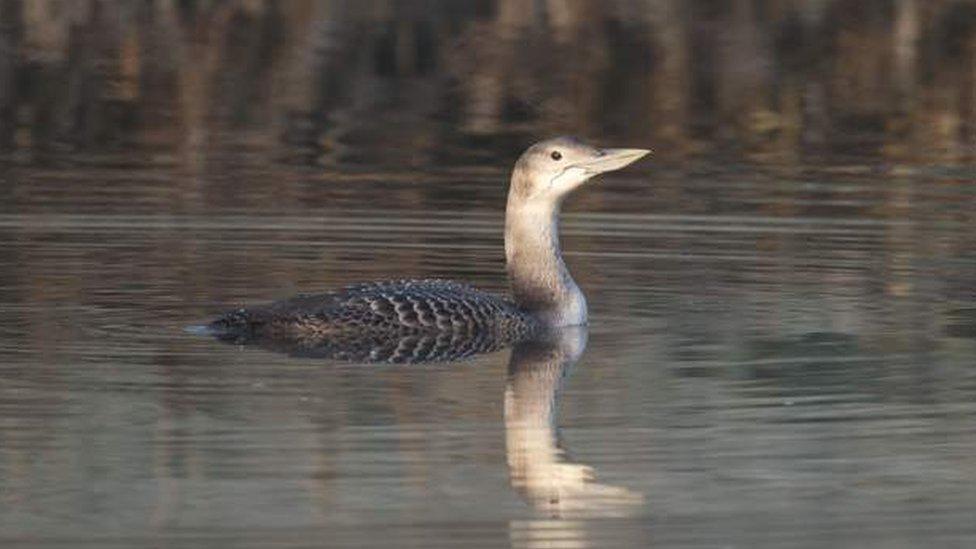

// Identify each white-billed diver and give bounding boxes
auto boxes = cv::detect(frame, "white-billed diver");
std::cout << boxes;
[209,137,649,349]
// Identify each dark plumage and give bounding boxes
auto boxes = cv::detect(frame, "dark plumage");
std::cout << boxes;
[210,280,540,355]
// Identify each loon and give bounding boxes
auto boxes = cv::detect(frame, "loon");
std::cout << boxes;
[209,137,649,349]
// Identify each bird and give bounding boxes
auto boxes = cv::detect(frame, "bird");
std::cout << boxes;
[207,137,649,354]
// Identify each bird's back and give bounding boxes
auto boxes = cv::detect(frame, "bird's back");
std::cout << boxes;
[210,279,539,350]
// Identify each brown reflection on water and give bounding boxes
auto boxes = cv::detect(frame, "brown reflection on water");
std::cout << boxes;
[1,1,975,164]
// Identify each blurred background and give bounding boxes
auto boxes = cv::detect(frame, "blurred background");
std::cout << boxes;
[1,0,974,164]
[1,1,975,547]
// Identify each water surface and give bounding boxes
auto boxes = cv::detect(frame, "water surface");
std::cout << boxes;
[2,148,975,547]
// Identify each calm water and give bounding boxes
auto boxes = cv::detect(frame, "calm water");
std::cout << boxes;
[3,1,976,546]
[1,147,975,547]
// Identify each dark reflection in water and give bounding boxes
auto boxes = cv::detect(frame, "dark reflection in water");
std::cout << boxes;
[204,323,644,518]
[1,1,976,548]
[207,321,523,363]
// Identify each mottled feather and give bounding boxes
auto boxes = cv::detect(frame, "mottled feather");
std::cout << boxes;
[210,279,540,359]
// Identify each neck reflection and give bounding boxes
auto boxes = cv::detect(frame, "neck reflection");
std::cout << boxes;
[505,327,642,517]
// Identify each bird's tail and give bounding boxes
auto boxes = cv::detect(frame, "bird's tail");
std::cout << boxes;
[194,308,259,343]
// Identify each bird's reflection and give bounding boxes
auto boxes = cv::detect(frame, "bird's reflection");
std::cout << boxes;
[202,323,642,515]
[505,327,642,517]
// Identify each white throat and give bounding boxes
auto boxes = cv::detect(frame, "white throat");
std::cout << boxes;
[504,181,587,327]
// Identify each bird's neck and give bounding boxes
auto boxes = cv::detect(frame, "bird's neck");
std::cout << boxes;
[505,184,587,327]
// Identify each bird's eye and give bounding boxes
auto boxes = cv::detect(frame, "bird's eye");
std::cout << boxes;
[550,151,562,161]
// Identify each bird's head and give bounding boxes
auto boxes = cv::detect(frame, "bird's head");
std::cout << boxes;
[509,136,650,204]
